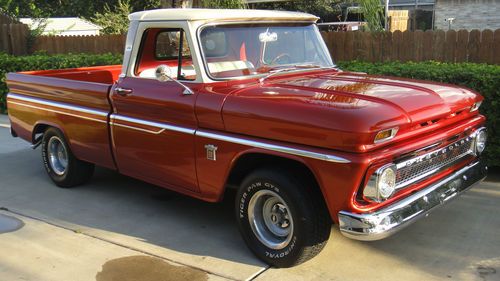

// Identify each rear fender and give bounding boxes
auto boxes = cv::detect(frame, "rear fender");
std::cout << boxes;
[32,121,71,149]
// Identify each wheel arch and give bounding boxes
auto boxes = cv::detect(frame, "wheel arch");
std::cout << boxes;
[32,121,69,146]
[223,151,329,211]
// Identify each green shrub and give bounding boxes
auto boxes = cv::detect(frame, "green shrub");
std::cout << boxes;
[0,52,122,113]
[338,61,500,167]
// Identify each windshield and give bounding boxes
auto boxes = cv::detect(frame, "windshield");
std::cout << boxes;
[199,23,334,79]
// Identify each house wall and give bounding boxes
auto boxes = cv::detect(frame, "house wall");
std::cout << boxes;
[434,0,500,30]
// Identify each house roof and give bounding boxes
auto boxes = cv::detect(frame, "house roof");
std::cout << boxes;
[129,8,318,22]
[19,17,102,32]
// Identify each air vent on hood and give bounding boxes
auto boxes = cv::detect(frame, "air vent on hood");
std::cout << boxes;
[416,109,467,130]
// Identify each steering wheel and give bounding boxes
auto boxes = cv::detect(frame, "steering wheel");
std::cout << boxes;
[270,53,291,65]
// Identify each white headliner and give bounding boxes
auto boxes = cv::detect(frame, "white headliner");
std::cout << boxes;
[129,8,318,22]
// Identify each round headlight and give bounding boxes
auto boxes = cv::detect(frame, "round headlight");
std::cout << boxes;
[377,167,396,199]
[475,129,487,154]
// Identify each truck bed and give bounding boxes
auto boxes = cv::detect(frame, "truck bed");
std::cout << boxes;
[6,65,122,170]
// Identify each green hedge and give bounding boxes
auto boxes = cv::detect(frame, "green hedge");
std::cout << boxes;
[0,52,122,113]
[338,61,500,167]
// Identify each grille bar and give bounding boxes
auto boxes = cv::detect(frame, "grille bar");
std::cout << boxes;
[395,136,475,189]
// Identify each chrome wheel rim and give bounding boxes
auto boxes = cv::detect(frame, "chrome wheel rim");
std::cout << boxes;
[248,189,294,250]
[48,136,68,176]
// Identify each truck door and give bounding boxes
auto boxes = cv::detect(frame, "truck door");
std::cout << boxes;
[110,26,199,192]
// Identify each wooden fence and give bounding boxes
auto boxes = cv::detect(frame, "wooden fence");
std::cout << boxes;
[322,29,500,64]
[2,24,500,64]
[0,23,29,55]
[32,34,126,55]
[0,14,17,25]
[0,23,125,55]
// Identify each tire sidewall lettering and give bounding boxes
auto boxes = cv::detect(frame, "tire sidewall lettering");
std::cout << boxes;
[265,236,297,259]
[42,141,50,173]
[238,179,298,261]
[42,132,66,180]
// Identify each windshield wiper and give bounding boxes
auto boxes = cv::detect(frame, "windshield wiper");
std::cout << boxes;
[294,63,339,70]
[259,64,339,84]
[259,67,301,84]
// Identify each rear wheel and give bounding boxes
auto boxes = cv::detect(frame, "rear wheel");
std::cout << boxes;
[41,128,94,188]
[235,168,331,267]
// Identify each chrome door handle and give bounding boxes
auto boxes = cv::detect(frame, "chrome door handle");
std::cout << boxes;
[115,87,133,96]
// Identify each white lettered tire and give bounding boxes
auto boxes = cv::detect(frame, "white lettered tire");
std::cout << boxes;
[235,168,331,267]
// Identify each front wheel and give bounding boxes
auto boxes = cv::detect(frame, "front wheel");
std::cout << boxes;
[235,168,331,267]
[41,127,94,188]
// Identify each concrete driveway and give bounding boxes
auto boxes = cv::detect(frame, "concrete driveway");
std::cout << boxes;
[0,115,499,281]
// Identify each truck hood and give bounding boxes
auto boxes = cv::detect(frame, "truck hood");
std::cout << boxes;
[221,71,482,152]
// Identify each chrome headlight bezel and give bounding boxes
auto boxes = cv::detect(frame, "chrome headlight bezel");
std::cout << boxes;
[474,128,487,155]
[364,164,397,202]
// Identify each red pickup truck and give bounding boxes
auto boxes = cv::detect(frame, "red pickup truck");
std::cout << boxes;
[6,9,487,267]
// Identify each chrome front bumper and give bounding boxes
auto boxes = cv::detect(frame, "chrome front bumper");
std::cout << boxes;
[338,160,487,241]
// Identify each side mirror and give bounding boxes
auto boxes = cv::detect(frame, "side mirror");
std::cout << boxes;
[155,65,172,82]
[154,64,194,95]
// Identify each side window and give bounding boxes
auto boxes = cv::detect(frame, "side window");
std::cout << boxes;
[155,30,192,60]
[135,28,197,81]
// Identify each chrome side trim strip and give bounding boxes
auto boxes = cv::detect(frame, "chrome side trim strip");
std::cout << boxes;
[112,122,165,135]
[197,131,351,163]
[111,114,196,135]
[7,93,108,117]
[8,101,107,124]
[7,94,350,164]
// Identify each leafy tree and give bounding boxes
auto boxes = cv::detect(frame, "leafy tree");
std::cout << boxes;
[201,0,247,8]
[25,18,48,52]
[358,0,383,31]
[92,0,131,34]
[0,0,45,17]
[0,0,160,19]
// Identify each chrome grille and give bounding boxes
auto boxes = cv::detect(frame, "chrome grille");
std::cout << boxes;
[395,136,475,188]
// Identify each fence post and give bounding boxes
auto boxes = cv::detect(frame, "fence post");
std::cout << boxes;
[432,30,446,62]
[392,30,403,61]
[444,30,457,63]
[344,32,354,61]
[381,31,392,62]
[494,29,500,64]
[479,30,494,64]
[468,29,481,63]
[414,30,424,62]
[455,29,468,62]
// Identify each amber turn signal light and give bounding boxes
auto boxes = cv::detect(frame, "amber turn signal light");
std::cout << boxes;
[374,127,398,144]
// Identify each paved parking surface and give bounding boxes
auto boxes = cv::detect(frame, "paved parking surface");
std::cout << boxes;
[0,116,499,281]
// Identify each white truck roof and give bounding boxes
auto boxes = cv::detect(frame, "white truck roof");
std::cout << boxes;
[128,8,318,22]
